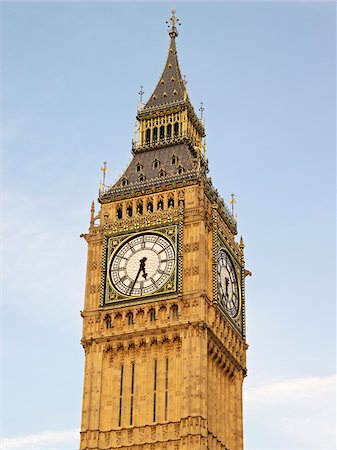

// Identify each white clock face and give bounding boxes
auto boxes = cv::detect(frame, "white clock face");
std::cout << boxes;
[217,249,239,317]
[109,233,175,297]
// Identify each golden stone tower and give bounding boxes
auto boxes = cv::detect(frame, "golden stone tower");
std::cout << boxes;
[80,10,248,450]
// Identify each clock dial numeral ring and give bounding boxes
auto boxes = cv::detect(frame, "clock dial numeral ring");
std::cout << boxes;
[109,232,175,297]
[217,248,239,318]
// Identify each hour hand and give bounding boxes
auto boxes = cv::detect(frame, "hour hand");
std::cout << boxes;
[140,257,147,279]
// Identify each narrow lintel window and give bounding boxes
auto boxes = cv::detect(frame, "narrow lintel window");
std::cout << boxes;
[130,362,135,425]
[146,128,151,143]
[172,304,179,319]
[153,360,157,422]
[127,313,133,325]
[126,206,133,217]
[165,358,169,421]
[167,124,172,139]
[105,315,112,329]
[147,201,153,213]
[117,207,122,219]
[118,365,124,427]
[153,127,158,143]
[149,309,156,321]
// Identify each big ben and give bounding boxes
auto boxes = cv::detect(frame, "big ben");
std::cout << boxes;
[80,9,248,450]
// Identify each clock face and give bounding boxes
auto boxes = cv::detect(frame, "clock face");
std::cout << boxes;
[109,232,175,297]
[217,249,239,317]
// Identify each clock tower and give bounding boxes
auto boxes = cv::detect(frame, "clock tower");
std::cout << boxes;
[80,10,248,450]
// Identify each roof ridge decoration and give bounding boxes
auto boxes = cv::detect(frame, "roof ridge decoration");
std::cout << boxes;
[143,9,188,111]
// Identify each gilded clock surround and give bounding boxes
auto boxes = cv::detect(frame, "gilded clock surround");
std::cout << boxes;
[80,10,248,450]
[102,225,180,306]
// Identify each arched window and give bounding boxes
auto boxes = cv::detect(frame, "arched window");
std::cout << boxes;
[137,202,143,215]
[117,207,122,219]
[168,197,174,208]
[177,166,184,175]
[127,312,134,326]
[171,155,178,165]
[121,178,128,186]
[160,125,165,140]
[153,159,160,170]
[152,127,158,143]
[157,199,163,210]
[159,169,166,178]
[174,122,179,136]
[139,175,146,182]
[126,205,133,217]
[167,124,172,139]
[146,128,151,144]
[147,201,153,213]
[171,304,179,319]
[149,309,156,322]
[105,315,112,329]
[136,163,142,173]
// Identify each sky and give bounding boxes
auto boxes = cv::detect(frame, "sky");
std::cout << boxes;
[1,1,336,449]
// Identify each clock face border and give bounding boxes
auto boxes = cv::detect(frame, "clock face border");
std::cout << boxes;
[216,236,243,333]
[101,225,179,306]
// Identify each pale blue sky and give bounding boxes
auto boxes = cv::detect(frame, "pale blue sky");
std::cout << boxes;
[1,2,336,449]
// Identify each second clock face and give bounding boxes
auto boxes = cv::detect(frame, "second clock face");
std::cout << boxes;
[109,232,175,297]
[217,249,239,318]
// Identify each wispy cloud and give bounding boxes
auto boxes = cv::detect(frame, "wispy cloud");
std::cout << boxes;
[244,375,336,449]
[0,428,79,450]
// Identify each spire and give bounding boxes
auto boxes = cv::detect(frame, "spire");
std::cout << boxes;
[143,9,186,110]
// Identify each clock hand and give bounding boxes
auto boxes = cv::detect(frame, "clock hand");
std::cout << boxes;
[130,257,147,293]
[225,277,230,297]
[140,256,147,279]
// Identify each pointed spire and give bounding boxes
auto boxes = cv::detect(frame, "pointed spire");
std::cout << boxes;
[240,235,245,249]
[143,9,185,110]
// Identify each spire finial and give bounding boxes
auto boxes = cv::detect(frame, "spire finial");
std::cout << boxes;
[101,161,108,186]
[230,193,236,217]
[166,8,180,38]
[138,85,144,104]
[199,101,205,120]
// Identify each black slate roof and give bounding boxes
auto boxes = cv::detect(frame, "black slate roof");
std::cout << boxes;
[143,36,187,110]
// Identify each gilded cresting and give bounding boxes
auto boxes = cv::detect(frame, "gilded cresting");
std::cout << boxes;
[80,10,248,450]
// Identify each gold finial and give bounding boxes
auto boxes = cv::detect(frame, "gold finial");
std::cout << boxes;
[240,235,244,249]
[230,193,236,217]
[101,161,108,186]
[166,8,181,38]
